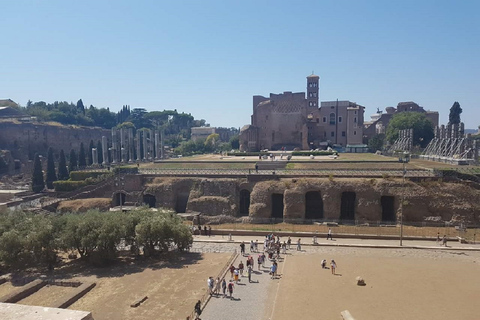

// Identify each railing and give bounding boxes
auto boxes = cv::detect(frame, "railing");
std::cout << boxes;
[139,168,438,178]
[187,250,238,320]
[208,219,480,242]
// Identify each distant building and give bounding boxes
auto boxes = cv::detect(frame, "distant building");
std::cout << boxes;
[363,102,439,140]
[239,75,365,151]
[191,127,238,142]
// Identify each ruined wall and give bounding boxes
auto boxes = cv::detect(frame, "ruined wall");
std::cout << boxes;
[0,121,110,162]
[82,175,480,223]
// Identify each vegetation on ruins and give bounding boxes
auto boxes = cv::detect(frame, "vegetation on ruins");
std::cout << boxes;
[46,147,57,189]
[386,112,434,148]
[57,149,69,181]
[31,153,45,193]
[448,101,462,125]
[0,208,193,269]
[368,134,385,152]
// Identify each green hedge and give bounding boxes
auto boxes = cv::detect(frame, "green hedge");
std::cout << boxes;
[226,152,268,157]
[53,180,87,192]
[291,151,336,156]
[113,166,138,174]
[69,171,107,181]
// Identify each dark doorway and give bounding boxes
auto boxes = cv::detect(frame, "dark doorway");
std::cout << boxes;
[143,194,156,208]
[340,192,356,221]
[305,191,324,220]
[381,196,395,222]
[239,190,250,216]
[271,193,284,219]
[175,187,190,213]
[114,192,126,206]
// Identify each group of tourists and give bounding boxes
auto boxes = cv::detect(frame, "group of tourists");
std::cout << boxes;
[207,275,234,299]
[321,259,338,275]
[192,225,212,236]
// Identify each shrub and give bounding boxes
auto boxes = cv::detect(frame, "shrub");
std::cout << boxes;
[291,151,335,156]
[69,171,107,181]
[53,180,87,192]
[113,166,138,174]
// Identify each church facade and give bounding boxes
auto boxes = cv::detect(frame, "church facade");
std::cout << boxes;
[239,75,364,151]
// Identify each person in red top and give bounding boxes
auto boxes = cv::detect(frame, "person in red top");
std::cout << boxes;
[229,264,235,279]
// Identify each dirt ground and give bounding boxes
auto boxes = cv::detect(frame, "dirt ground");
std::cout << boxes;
[66,252,230,320]
[18,284,74,306]
[264,247,480,320]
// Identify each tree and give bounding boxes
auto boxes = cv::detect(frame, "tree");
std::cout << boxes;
[68,149,78,173]
[367,134,385,152]
[205,133,220,152]
[57,149,69,180]
[45,147,57,189]
[31,153,45,193]
[76,99,85,115]
[229,135,240,150]
[386,112,434,148]
[88,140,94,165]
[97,140,103,164]
[448,101,462,125]
[78,143,87,168]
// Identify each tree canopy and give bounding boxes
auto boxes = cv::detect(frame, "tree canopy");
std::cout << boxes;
[31,153,45,193]
[45,147,57,189]
[448,101,462,125]
[386,112,434,148]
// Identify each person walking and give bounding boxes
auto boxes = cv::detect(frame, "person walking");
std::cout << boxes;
[436,232,441,244]
[208,226,212,237]
[221,278,227,297]
[240,242,245,255]
[194,300,202,318]
[331,260,337,275]
[247,265,253,283]
[234,268,239,283]
[238,261,244,277]
[442,235,447,247]
[297,238,301,251]
[255,239,259,252]
[229,264,235,279]
[214,277,220,296]
[207,276,213,295]
[327,228,333,240]
[227,280,235,299]
[287,237,292,249]
[250,240,254,253]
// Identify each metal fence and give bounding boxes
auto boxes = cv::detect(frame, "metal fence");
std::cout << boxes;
[139,168,437,178]
[207,219,480,242]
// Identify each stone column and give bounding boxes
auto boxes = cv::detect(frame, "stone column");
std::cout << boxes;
[155,132,160,160]
[142,130,148,161]
[111,128,117,164]
[102,136,108,165]
[128,128,134,163]
[120,128,125,163]
[92,148,98,165]
[160,130,164,159]
[136,131,141,162]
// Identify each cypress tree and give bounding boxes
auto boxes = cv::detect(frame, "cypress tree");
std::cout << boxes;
[88,140,94,165]
[31,153,45,193]
[58,149,69,180]
[97,140,103,164]
[78,142,87,168]
[45,147,57,189]
[69,149,78,173]
[448,101,462,125]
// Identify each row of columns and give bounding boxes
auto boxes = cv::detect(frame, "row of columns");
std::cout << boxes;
[91,128,164,166]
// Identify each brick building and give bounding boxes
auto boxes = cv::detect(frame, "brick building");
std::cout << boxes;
[239,75,365,151]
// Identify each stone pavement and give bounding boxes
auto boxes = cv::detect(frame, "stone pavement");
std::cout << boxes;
[198,246,277,320]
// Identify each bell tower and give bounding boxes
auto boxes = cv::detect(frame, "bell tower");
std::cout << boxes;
[306,74,319,108]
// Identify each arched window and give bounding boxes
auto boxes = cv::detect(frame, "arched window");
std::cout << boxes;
[329,113,336,125]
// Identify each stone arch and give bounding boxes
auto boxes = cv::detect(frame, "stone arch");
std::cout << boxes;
[340,191,356,221]
[381,196,395,222]
[143,194,156,208]
[113,192,126,206]
[239,189,250,216]
[175,186,190,213]
[271,193,284,219]
[305,191,324,220]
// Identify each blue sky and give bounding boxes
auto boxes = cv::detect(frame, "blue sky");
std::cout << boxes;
[2,0,479,129]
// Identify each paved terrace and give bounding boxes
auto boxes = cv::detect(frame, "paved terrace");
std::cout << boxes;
[192,234,480,320]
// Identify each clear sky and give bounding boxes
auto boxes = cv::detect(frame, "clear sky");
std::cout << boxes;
[2,0,479,129]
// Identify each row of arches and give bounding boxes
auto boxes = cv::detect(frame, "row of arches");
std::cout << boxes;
[239,190,396,221]
[113,189,396,222]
